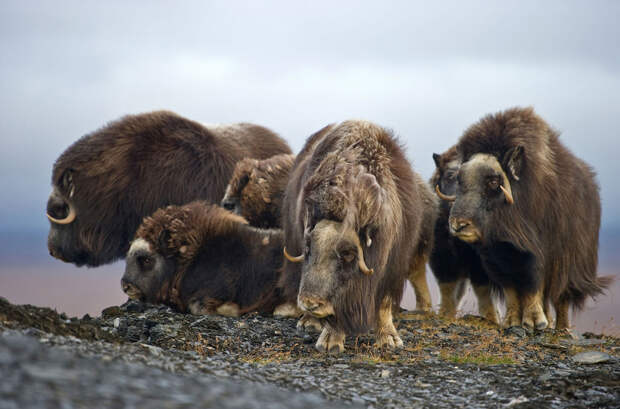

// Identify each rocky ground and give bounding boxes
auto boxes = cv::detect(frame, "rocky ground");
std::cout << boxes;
[0,297,618,409]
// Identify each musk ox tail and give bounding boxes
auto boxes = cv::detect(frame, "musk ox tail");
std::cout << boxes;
[568,274,614,311]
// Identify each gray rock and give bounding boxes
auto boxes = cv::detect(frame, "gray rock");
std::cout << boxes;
[572,351,611,364]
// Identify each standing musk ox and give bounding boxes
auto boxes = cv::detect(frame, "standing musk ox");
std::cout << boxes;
[121,201,285,316]
[437,107,610,330]
[47,111,291,267]
[430,147,499,324]
[220,154,295,228]
[281,120,437,353]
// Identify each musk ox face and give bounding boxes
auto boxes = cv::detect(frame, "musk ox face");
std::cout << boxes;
[297,220,373,319]
[121,238,176,303]
[432,152,460,200]
[220,159,253,216]
[448,152,518,243]
[46,169,102,266]
[220,154,294,228]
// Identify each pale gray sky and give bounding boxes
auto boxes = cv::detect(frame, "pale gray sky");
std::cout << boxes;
[1,0,619,232]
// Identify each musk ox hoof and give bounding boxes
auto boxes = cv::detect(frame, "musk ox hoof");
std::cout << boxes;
[316,327,345,354]
[522,295,548,330]
[273,302,302,318]
[296,314,323,334]
[375,333,404,349]
[479,306,500,325]
[522,311,548,330]
[502,310,522,329]
[438,304,457,319]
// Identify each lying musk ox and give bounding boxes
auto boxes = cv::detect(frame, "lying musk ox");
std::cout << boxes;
[281,120,437,353]
[121,201,285,316]
[220,153,295,228]
[437,107,610,329]
[430,147,499,323]
[46,111,291,267]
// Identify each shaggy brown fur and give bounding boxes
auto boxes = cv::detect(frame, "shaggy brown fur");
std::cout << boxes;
[452,107,610,328]
[47,111,291,267]
[221,154,295,228]
[123,201,285,315]
[281,120,435,342]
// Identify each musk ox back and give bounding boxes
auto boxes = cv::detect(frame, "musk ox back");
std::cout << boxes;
[220,153,295,228]
[121,201,285,316]
[430,147,498,324]
[444,107,609,329]
[281,120,435,353]
[47,111,291,267]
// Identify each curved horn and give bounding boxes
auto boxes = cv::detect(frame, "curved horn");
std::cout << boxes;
[46,203,76,225]
[499,185,514,205]
[435,184,456,202]
[357,243,374,275]
[283,247,304,263]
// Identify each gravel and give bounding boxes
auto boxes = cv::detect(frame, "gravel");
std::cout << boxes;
[1,298,618,408]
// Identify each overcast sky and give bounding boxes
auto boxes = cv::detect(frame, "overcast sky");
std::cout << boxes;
[1,0,619,234]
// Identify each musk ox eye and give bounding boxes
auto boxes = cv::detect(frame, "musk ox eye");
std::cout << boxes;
[341,251,355,263]
[138,255,153,269]
[488,179,500,190]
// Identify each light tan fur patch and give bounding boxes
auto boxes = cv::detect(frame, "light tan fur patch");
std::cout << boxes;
[273,302,302,318]
[216,302,241,317]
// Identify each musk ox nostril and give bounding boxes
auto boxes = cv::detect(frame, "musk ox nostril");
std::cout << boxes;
[449,218,471,232]
[120,279,130,292]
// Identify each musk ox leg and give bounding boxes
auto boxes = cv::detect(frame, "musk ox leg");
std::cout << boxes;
[375,297,404,349]
[408,254,432,312]
[543,299,554,328]
[188,297,220,315]
[316,324,346,354]
[472,284,499,325]
[296,313,323,334]
[554,299,570,330]
[215,302,241,317]
[503,288,522,328]
[273,301,302,318]
[438,280,466,318]
[521,289,548,330]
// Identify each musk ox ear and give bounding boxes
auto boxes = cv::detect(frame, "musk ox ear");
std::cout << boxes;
[503,145,524,181]
[432,153,441,168]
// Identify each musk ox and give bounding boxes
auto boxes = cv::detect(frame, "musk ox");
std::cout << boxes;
[438,107,610,330]
[220,153,295,228]
[430,147,499,324]
[121,201,285,316]
[280,120,437,353]
[47,111,291,267]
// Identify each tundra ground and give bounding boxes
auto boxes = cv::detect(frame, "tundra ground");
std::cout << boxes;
[0,297,618,408]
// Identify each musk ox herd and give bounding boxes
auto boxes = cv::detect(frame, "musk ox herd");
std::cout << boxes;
[47,107,610,353]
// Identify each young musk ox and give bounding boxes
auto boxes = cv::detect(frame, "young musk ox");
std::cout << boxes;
[46,111,291,267]
[430,146,499,324]
[220,154,295,229]
[121,201,285,316]
[280,120,437,353]
[438,107,610,330]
